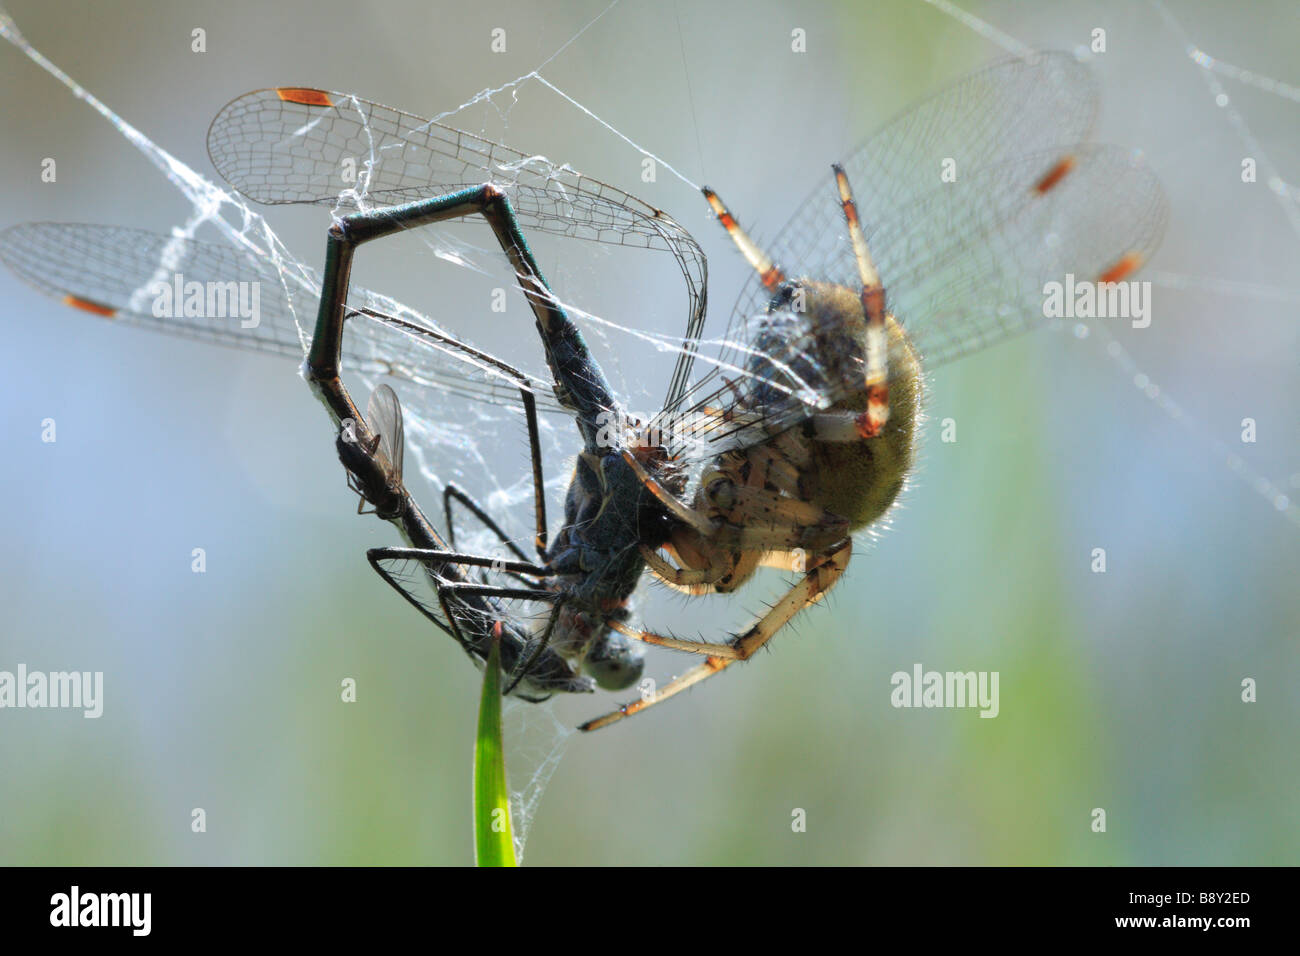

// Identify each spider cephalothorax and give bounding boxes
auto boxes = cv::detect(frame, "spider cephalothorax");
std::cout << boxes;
[656,276,924,599]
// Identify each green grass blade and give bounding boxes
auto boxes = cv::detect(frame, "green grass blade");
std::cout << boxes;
[473,632,517,867]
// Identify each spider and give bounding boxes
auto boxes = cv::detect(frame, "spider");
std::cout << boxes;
[577,167,922,730]
[571,51,1168,728]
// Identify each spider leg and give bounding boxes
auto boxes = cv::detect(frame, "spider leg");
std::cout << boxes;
[582,538,852,733]
[612,546,840,656]
[619,448,715,535]
[706,485,849,551]
[806,389,923,443]
[696,486,850,554]
[621,438,832,549]
[641,485,845,596]
[667,530,763,596]
[741,441,807,499]
[605,618,742,659]
[702,187,786,290]
[579,539,852,731]
[833,164,890,437]
[640,543,729,592]
[642,471,848,596]
[758,550,811,571]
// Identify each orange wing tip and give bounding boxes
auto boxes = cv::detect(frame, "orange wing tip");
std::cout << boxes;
[1033,155,1077,195]
[275,88,333,107]
[1098,251,1145,284]
[62,294,117,317]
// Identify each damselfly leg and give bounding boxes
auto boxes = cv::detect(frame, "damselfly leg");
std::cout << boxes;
[304,184,616,447]
[444,484,543,581]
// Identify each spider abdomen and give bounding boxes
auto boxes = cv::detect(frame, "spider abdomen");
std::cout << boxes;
[805,289,922,530]
[751,279,923,532]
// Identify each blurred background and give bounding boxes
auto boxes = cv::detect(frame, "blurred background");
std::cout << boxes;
[0,0,1295,865]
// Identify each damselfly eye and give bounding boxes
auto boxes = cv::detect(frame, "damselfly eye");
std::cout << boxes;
[583,631,646,691]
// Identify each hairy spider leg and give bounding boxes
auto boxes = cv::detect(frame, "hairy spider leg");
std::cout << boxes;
[578,540,851,731]
[834,163,889,438]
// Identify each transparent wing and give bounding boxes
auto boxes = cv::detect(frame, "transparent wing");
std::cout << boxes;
[724,51,1100,358]
[366,383,405,486]
[0,221,567,416]
[0,220,588,550]
[846,143,1166,367]
[206,87,708,409]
